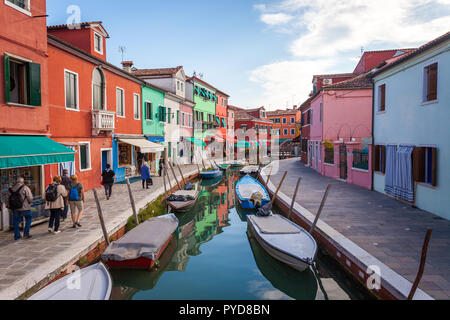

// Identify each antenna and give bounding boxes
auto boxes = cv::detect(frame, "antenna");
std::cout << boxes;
[361,46,364,55]
[119,46,126,61]
[198,73,204,79]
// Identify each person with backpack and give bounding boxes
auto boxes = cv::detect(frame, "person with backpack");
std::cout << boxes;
[101,164,115,200]
[45,176,68,235]
[6,177,33,241]
[141,162,153,189]
[68,175,85,228]
[61,169,71,222]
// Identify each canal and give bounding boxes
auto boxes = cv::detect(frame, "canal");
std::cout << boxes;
[110,170,373,300]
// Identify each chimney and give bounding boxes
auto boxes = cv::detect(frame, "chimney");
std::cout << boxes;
[121,61,133,73]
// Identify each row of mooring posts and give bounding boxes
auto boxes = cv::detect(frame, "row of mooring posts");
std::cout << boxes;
[259,163,433,300]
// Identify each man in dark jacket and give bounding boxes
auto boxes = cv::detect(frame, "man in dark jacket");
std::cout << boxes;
[101,164,116,200]
[7,177,33,240]
[61,169,71,221]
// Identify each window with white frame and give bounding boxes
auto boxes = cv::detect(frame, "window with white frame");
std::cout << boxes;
[291,117,295,124]
[423,62,438,102]
[284,129,288,136]
[189,114,192,127]
[116,87,125,117]
[5,0,31,15]
[94,32,103,54]
[79,143,91,171]
[378,84,386,112]
[65,70,78,110]
[145,102,152,120]
[133,94,140,120]
[291,129,296,135]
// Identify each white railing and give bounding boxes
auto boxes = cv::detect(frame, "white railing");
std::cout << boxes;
[91,109,115,135]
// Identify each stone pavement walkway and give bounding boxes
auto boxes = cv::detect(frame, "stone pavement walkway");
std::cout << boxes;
[0,164,199,300]
[267,158,450,299]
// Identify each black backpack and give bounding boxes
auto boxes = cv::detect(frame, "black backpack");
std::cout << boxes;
[8,185,25,210]
[45,184,59,202]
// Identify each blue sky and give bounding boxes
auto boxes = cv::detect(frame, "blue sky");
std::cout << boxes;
[47,0,450,110]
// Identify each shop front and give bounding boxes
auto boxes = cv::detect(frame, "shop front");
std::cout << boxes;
[113,135,165,182]
[0,135,75,229]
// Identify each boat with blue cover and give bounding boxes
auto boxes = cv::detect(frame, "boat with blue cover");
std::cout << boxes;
[200,168,223,179]
[235,175,270,210]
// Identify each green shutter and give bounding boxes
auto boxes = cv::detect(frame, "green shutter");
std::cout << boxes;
[28,62,41,106]
[4,54,10,103]
[177,110,180,125]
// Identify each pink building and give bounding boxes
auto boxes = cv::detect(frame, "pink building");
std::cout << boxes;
[310,73,374,190]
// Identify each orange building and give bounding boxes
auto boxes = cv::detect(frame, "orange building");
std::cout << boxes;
[47,22,145,190]
[267,107,301,143]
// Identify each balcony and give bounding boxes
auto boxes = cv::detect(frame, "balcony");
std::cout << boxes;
[91,109,115,136]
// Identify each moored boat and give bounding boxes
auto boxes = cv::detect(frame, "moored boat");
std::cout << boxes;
[240,165,260,176]
[102,214,179,270]
[167,190,199,212]
[200,169,223,179]
[247,214,318,272]
[29,263,112,300]
[235,175,270,210]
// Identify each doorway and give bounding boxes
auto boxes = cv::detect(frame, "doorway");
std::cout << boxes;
[101,149,112,173]
[339,144,347,180]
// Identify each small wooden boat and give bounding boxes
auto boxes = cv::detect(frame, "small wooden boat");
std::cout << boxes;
[236,175,270,210]
[167,190,199,212]
[230,160,247,168]
[102,214,179,270]
[248,235,318,300]
[247,214,318,272]
[240,166,260,176]
[200,169,223,179]
[29,263,112,300]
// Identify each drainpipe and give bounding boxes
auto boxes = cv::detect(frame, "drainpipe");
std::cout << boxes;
[371,78,376,191]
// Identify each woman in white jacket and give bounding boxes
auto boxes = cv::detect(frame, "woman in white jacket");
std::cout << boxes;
[45,176,68,234]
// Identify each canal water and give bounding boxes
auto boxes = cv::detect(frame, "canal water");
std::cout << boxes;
[110,170,372,300]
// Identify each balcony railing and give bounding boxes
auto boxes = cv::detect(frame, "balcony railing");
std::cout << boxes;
[91,109,115,136]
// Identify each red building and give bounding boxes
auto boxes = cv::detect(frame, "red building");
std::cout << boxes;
[47,22,145,191]
[267,107,300,144]
[0,0,75,224]
[215,90,229,156]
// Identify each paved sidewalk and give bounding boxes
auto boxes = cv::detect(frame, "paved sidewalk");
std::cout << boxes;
[0,164,199,300]
[268,159,450,299]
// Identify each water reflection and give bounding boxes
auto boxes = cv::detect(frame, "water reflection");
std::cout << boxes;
[110,171,368,301]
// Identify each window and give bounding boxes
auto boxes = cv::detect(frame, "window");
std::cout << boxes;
[145,102,153,120]
[118,143,132,167]
[159,106,166,122]
[168,108,172,124]
[284,129,288,136]
[310,109,313,124]
[79,143,91,171]
[275,118,281,124]
[378,84,386,112]
[413,147,437,187]
[177,110,180,125]
[4,54,41,106]
[65,70,78,110]
[133,94,140,120]
[320,103,323,122]
[353,149,369,170]
[181,82,184,92]
[94,32,103,54]
[92,68,105,110]
[282,118,287,124]
[116,87,125,117]
[324,147,334,164]
[189,114,192,127]
[373,145,386,173]
[291,129,296,135]
[5,0,30,15]
[177,81,180,91]
[291,117,295,124]
[423,63,438,102]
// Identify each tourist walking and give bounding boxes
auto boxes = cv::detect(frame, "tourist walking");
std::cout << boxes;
[45,176,68,235]
[61,169,71,222]
[141,162,153,189]
[159,159,164,177]
[68,175,85,228]
[101,164,116,200]
[6,177,33,241]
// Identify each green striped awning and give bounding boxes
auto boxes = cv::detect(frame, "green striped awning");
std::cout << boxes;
[0,136,76,169]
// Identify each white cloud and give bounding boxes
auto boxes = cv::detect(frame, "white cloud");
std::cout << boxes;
[250,0,450,108]
[260,13,294,25]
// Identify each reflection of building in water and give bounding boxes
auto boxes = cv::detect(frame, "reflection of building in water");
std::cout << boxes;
[216,182,229,228]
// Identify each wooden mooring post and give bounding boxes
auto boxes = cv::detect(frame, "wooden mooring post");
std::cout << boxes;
[93,189,110,246]
[176,162,186,188]
[169,162,182,191]
[288,177,302,220]
[162,167,169,209]
[310,184,331,234]
[270,171,287,206]
[408,229,433,300]
[126,178,139,226]
[265,165,273,188]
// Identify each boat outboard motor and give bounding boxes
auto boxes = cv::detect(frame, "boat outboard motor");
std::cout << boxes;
[257,203,273,217]
[250,191,263,209]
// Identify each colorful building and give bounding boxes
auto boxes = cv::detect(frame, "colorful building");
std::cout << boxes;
[47,22,162,188]
[372,32,450,220]
[0,0,75,225]
[267,107,300,144]
[215,89,229,157]
[300,98,313,165]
